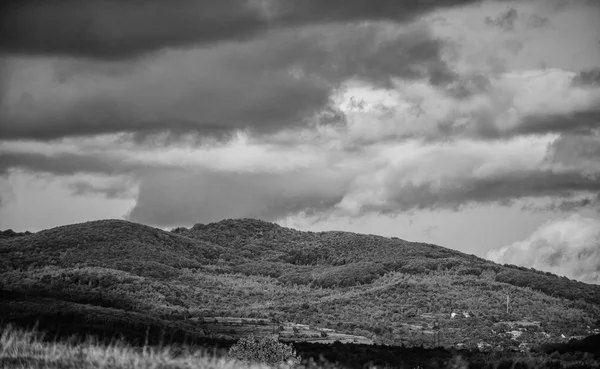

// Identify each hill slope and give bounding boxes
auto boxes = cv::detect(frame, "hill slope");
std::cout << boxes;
[1,219,228,274]
[1,218,599,349]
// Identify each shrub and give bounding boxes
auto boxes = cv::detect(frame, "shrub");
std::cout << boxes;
[232,262,286,278]
[228,334,299,365]
[312,262,386,288]
[277,270,313,286]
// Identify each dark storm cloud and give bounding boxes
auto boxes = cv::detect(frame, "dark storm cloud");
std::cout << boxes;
[485,8,518,31]
[67,180,135,199]
[0,71,332,140]
[512,110,600,137]
[485,9,550,32]
[572,68,600,87]
[126,169,349,226]
[0,151,151,176]
[278,24,455,88]
[526,14,550,29]
[124,166,600,227]
[538,133,600,211]
[368,170,600,215]
[0,0,266,60]
[464,108,600,140]
[546,133,600,165]
[0,23,454,141]
[443,72,491,99]
[532,194,600,213]
[0,0,479,59]
[4,139,599,226]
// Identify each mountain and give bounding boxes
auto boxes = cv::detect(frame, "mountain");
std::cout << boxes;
[0,229,32,239]
[1,218,599,349]
[1,219,226,278]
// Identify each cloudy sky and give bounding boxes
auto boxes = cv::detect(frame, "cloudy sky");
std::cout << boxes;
[1,0,599,283]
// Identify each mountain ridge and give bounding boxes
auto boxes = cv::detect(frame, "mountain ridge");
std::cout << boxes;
[1,218,599,349]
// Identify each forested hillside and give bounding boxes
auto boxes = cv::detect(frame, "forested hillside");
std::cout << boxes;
[1,219,599,350]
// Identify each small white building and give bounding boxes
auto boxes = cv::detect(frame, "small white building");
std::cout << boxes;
[509,330,522,339]
[477,342,492,351]
[451,312,470,318]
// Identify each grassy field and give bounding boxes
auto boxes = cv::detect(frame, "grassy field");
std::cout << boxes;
[0,325,274,369]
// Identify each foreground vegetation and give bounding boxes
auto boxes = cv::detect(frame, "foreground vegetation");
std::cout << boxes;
[1,325,599,369]
[228,335,299,366]
[0,325,272,369]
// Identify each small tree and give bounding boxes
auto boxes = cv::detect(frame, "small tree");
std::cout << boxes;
[228,334,299,366]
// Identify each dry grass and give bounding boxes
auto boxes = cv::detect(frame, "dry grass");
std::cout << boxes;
[0,325,273,369]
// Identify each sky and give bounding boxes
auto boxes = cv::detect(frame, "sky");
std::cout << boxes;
[1,0,599,284]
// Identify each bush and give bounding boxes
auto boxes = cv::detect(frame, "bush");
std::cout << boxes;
[312,262,386,288]
[232,262,286,278]
[228,334,299,365]
[278,270,313,286]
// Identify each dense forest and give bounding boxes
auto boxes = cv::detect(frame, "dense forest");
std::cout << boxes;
[1,219,599,355]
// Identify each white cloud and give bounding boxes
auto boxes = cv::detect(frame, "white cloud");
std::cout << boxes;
[486,214,600,284]
[331,68,600,143]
